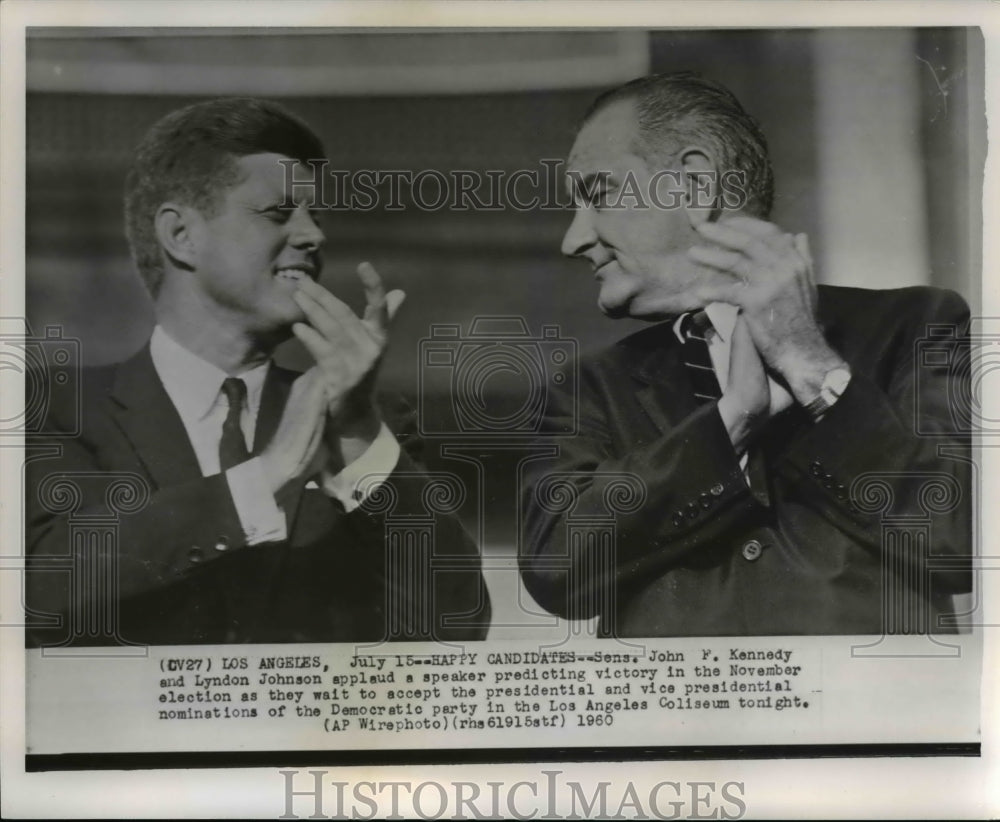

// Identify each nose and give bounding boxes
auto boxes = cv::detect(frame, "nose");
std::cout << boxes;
[289,205,326,252]
[561,205,597,258]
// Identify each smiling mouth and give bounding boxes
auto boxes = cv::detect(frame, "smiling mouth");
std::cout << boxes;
[274,265,316,283]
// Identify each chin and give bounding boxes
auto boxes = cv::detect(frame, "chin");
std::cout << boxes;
[600,292,669,322]
[598,300,631,320]
[596,293,628,317]
[626,301,677,322]
[620,285,695,321]
[597,283,638,319]
[248,321,295,350]
[248,299,306,336]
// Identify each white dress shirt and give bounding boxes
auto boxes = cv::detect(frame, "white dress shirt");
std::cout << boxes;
[149,326,400,545]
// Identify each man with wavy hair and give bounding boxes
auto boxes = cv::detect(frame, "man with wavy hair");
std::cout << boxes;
[26,97,488,646]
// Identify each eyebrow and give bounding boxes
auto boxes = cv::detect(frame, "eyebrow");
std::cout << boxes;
[268,194,317,210]
[248,200,288,211]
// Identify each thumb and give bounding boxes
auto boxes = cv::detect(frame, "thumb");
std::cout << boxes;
[794,233,812,265]
[729,314,763,370]
[385,289,406,322]
[290,367,327,406]
[794,232,817,295]
[731,312,751,348]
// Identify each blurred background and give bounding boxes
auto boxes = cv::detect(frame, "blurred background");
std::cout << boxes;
[24,28,985,637]
[26,28,983,366]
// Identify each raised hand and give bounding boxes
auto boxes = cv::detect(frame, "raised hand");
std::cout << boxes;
[717,314,768,453]
[258,367,330,493]
[688,216,847,406]
[291,263,405,448]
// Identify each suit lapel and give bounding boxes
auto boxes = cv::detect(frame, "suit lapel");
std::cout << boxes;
[108,346,202,488]
[628,325,701,434]
[635,384,677,433]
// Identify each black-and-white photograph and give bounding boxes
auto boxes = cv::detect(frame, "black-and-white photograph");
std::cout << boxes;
[2,2,996,819]
[19,25,982,646]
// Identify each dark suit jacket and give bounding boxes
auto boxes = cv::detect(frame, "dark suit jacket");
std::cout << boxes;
[25,346,489,646]
[519,285,973,636]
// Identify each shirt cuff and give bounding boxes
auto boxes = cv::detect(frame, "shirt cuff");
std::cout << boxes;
[226,458,288,544]
[321,422,401,512]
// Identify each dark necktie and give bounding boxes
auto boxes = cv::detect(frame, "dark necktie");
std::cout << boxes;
[679,310,722,404]
[218,377,250,470]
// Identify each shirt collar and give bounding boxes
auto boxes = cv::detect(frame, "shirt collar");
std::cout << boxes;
[149,326,270,421]
[672,302,739,344]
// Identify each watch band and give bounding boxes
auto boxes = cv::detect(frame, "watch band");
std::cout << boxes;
[804,366,852,421]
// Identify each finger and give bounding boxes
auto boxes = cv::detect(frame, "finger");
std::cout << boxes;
[794,232,815,279]
[688,244,751,278]
[293,323,374,381]
[358,261,390,332]
[293,292,348,349]
[696,220,777,258]
[793,232,812,265]
[731,313,761,354]
[793,232,817,304]
[727,315,768,407]
[716,214,782,237]
[385,289,406,322]
[691,276,745,308]
[292,320,342,365]
[293,288,369,351]
[733,319,767,380]
[358,261,386,307]
[296,277,367,329]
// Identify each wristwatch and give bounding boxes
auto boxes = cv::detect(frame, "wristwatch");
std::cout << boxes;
[804,366,852,421]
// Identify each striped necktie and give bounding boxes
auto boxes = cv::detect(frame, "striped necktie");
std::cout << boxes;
[679,311,722,404]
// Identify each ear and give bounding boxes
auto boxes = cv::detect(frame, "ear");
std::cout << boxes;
[153,203,200,271]
[677,146,719,228]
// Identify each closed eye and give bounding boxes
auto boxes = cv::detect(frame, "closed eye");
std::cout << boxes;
[261,205,292,223]
[567,171,616,210]
[592,185,617,210]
